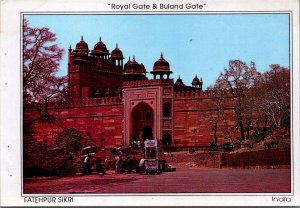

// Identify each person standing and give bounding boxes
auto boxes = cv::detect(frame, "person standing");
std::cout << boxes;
[126,156,132,174]
[139,158,145,174]
[83,154,91,175]
[96,157,105,176]
[114,155,120,174]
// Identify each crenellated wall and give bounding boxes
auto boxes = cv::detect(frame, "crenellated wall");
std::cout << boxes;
[123,79,173,88]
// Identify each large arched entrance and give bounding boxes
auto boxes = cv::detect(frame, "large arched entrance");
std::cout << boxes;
[131,102,154,142]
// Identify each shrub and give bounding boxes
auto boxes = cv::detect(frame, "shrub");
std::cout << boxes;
[247,141,255,150]
[209,142,217,151]
[24,140,82,177]
[222,142,233,152]
[56,128,82,152]
[252,127,272,141]
[264,140,279,149]
[250,133,262,142]
[233,138,242,149]
[82,137,96,147]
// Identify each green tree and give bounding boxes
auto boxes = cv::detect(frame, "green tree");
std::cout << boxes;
[56,128,82,152]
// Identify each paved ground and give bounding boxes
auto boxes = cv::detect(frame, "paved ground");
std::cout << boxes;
[24,168,291,194]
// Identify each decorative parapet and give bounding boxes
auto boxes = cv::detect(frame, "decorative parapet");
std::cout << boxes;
[123,79,173,88]
[48,97,122,108]
[174,89,232,99]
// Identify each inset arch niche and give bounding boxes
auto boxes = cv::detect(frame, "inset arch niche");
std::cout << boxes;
[162,133,172,145]
[131,102,154,141]
[163,102,171,117]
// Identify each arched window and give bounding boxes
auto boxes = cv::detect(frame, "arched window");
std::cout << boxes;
[163,102,171,117]
[162,133,172,146]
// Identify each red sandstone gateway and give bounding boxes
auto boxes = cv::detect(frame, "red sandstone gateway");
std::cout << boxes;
[31,36,241,148]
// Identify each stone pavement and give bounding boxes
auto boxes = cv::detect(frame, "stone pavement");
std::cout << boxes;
[24,168,291,194]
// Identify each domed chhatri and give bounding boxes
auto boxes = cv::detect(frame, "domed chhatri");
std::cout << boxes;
[75,36,89,51]
[126,56,140,72]
[140,63,147,74]
[91,37,109,55]
[151,53,173,80]
[73,36,90,62]
[175,75,184,86]
[124,56,132,69]
[192,74,203,89]
[153,53,170,71]
[123,56,147,81]
[111,43,124,59]
[192,75,200,85]
[71,37,202,85]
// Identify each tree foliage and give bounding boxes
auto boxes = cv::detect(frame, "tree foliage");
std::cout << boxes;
[23,19,67,130]
[209,60,290,148]
[254,64,290,128]
[56,128,83,152]
[214,60,259,141]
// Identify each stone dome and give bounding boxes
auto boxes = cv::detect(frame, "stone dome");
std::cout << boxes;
[92,37,109,55]
[124,57,132,69]
[192,75,201,86]
[175,75,184,85]
[124,56,145,75]
[140,63,147,74]
[75,36,89,51]
[111,43,124,59]
[153,53,170,71]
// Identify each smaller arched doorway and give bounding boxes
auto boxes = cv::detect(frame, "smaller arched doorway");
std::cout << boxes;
[142,126,153,141]
[162,133,172,146]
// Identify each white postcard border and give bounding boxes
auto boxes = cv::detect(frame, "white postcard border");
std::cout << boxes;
[0,0,299,206]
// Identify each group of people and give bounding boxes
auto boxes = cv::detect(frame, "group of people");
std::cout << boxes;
[82,153,143,175]
[114,155,141,174]
[82,154,108,176]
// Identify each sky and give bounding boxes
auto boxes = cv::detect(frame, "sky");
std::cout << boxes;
[25,14,290,89]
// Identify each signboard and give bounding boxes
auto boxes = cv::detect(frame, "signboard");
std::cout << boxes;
[144,140,157,148]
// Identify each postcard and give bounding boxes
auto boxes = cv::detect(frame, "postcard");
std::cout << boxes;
[0,0,299,206]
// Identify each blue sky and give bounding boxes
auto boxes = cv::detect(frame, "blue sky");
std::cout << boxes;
[25,14,290,89]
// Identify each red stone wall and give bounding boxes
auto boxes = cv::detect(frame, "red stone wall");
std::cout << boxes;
[29,89,240,148]
[173,92,236,146]
[162,148,290,168]
[220,148,291,167]
[30,93,238,148]
[31,97,123,148]
[163,151,221,168]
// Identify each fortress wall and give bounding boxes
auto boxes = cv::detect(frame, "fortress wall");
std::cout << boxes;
[30,97,123,148]
[29,92,238,148]
[173,93,236,147]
